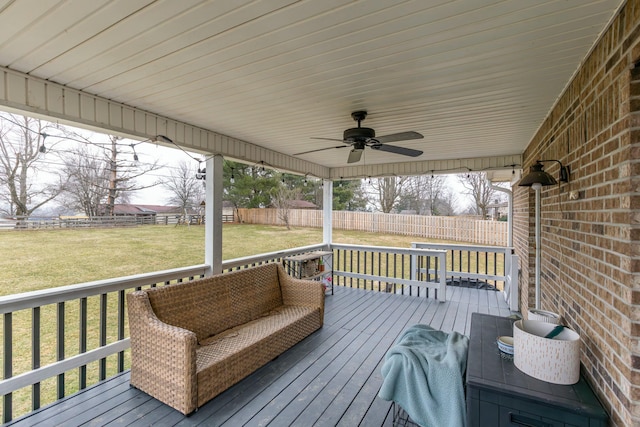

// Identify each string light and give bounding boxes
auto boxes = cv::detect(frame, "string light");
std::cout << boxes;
[230,168,235,184]
[38,133,48,153]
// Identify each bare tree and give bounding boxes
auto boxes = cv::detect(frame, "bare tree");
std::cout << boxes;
[370,176,409,213]
[437,188,459,216]
[399,175,449,215]
[457,172,504,218]
[0,114,66,217]
[60,144,110,217]
[60,132,162,216]
[164,161,204,213]
[273,186,299,230]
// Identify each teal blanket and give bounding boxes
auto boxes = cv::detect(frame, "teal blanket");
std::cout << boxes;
[378,324,469,427]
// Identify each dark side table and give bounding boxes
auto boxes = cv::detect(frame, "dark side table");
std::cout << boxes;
[466,313,608,427]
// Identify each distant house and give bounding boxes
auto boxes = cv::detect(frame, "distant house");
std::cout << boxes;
[105,203,237,223]
[112,204,179,215]
[102,204,182,223]
[486,201,508,220]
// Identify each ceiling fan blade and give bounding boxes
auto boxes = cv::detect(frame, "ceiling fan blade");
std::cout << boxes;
[347,148,363,163]
[310,137,348,143]
[294,145,349,156]
[372,144,423,157]
[374,131,423,144]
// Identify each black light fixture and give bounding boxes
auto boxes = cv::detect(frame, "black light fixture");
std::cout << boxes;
[130,144,139,161]
[518,160,569,187]
[518,159,569,310]
[230,168,235,184]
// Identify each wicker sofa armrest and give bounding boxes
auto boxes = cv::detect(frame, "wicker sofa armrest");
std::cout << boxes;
[127,291,198,415]
[277,265,325,325]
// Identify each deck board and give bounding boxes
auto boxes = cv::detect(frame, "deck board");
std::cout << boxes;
[5,285,511,427]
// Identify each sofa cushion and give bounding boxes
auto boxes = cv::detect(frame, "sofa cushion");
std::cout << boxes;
[194,305,321,406]
[226,263,283,326]
[145,263,285,343]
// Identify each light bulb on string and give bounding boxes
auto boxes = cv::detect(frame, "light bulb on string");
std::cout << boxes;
[38,132,48,153]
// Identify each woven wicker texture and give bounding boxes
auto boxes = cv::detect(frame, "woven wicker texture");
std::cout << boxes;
[195,305,320,406]
[127,291,198,414]
[127,263,324,415]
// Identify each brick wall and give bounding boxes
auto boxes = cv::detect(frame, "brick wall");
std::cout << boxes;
[514,2,640,425]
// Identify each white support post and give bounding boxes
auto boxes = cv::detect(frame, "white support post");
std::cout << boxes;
[503,254,520,311]
[533,183,541,309]
[410,242,417,282]
[205,156,224,276]
[322,179,332,248]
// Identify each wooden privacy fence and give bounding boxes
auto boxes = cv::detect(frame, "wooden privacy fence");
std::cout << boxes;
[237,208,508,246]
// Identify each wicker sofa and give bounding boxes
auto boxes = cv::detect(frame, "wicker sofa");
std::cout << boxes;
[127,263,324,415]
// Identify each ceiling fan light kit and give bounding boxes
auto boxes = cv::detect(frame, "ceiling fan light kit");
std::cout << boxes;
[294,111,424,163]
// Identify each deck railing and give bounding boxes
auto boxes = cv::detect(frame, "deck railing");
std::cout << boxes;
[0,265,210,423]
[331,243,447,301]
[0,242,514,422]
[411,242,519,311]
[411,242,509,289]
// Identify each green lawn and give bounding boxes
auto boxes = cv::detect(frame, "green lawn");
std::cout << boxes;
[0,224,460,295]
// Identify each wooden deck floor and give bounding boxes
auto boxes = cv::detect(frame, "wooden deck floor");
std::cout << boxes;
[6,285,511,427]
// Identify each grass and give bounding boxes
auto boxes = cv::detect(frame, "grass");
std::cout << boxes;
[0,224,467,295]
[0,224,499,420]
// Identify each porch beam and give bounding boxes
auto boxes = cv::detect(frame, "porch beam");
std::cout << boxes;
[0,66,328,179]
[329,154,522,180]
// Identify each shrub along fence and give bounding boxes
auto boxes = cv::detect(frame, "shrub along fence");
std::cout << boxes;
[236,209,508,246]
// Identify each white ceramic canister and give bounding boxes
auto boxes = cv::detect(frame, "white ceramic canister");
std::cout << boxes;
[528,308,561,324]
[513,320,580,385]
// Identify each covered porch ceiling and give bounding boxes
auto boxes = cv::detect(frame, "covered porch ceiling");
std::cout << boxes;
[0,0,624,181]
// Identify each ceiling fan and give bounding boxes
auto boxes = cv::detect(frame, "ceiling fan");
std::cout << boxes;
[294,111,424,163]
